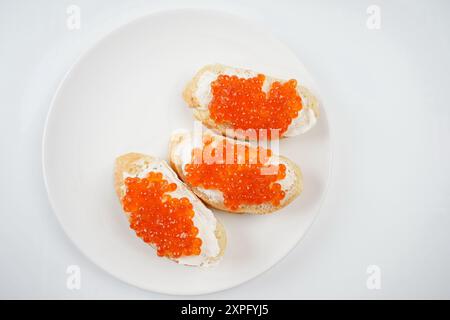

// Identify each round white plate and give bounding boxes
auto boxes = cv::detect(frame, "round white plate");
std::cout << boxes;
[43,9,331,295]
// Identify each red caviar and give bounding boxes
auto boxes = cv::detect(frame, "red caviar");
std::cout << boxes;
[185,137,286,211]
[123,171,202,258]
[209,74,302,138]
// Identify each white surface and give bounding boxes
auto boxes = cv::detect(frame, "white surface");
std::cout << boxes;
[0,0,449,299]
[42,9,330,295]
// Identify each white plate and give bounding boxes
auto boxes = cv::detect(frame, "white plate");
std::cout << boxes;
[43,9,331,295]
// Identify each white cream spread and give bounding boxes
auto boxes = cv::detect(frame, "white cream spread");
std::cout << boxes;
[122,159,220,267]
[266,157,297,197]
[194,66,317,136]
[173,132,225,203]
[284,103,317,136]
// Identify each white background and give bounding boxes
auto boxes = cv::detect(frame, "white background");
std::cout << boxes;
[0,0,449,299]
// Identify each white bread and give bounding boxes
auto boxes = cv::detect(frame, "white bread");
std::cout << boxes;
[169,130,303,214]
[183,64,320,139]
[114,153,226,266]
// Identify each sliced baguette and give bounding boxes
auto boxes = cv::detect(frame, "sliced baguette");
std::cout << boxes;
[169,130,303,214]
[183,64,320,139]
[114,152,226,266]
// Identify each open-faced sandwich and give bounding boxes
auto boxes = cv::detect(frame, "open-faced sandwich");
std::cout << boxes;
[183,64,320,140]
[169,130,303,214]
[114,153,226,266]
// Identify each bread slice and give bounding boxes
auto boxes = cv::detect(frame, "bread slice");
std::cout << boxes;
[169,130,303,214]
[114,152,226,266]
[183,64,320,139]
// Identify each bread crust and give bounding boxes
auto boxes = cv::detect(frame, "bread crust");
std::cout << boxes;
[114,152,226,265]
[169,132,303,214]
[182,64,320,139]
